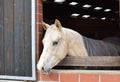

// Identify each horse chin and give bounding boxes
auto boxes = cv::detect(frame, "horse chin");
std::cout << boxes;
[37,65,51,74]
[41,63,57,74]
[42,71,51,75]
[42,68,51,75]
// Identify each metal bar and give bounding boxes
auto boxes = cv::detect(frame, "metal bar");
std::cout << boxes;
[31,0,36,80]
[0,76,35,80]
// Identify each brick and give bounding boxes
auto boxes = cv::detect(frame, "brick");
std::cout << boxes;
[36,33,40,42]
[36,38,40,49]
[36,33,43,45]
[36,0,42,4]
[36,44,40,62]
[41,72,59,81]
[36,5,42,14]
[36,42,40,53]
[36,31,43,40]
[36,34,43,60]
[36,52,40,62]
[101,74,120,82]
[36,14,42,22]
[37,71,41,80]
[39,34,43,48]
[36,23,43,32]
[80,74,99,82]
[36,0,43,80]
[36,30,43,61]
[60,73,79,82]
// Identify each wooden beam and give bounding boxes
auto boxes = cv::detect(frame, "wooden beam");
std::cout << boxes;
[58,56,120,67]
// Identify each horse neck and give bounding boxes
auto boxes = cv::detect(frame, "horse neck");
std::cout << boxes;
[63,28,88,56]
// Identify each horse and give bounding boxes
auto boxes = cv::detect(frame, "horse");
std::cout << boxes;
[37,19,120,73]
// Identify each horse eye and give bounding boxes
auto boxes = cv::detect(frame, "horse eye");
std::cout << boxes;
[53,41,58,46]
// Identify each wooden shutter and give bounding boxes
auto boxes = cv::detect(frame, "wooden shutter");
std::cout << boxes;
[0,0,36,80]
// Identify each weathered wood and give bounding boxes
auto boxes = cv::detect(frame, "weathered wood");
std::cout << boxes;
[0,0,4,75]
[4,0,15,75]
[24,0,32,76]
[0,0,35,79]
[14,0,25,76]
[58,56,120,67]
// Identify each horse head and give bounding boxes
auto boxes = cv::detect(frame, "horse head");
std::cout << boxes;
[37,19,68,73]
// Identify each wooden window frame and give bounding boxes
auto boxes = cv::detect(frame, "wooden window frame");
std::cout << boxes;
[58,56,120,67]
[0,0,36,80]
[57,56,120,74]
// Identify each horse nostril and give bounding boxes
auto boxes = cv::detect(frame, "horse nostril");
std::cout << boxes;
[42,67,44,71]
[41,66,51,74]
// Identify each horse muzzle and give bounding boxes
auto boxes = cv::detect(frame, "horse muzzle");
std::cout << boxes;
[42,66,51,74]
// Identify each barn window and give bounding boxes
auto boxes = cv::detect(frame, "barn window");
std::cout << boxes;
[42,0,120,70]
[0,0,36,80]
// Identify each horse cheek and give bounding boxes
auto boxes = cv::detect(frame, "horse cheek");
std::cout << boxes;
[59,42,68,59]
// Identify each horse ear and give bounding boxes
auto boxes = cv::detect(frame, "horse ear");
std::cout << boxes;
[55,19,62,30]
[41,21,50,30]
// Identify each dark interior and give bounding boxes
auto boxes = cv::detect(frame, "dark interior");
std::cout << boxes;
[42,0,120,70]
[43,0,119,39]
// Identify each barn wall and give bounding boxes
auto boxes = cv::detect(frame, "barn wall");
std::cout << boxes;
[36,0,120,82]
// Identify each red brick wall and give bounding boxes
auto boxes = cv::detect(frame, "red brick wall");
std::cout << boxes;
[36,0,120,82]
[36,0,43,62]
[37,71,120,82]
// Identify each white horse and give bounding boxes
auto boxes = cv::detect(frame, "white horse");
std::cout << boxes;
[37,19,120,73]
